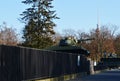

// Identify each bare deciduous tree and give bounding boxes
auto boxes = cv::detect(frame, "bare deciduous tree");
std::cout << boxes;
[52,32,62,45]
[0,22,18,46]
[114,34,120,57]
[62,29,77,38]
[86,26,116,61]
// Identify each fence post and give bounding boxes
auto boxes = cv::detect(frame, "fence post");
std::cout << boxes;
[87,58,94,75]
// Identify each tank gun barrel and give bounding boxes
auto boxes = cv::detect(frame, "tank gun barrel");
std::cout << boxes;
[78,38,95,43]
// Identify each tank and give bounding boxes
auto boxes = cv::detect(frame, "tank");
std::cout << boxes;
[46,37,90,56]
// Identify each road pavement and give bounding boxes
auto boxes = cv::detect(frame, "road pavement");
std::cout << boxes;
[68,69,120,81]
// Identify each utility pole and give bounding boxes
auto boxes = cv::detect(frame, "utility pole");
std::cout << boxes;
[95,9,100,63]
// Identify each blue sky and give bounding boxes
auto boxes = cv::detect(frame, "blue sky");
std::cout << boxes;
[0,0,120,34]
[0,0,26,34]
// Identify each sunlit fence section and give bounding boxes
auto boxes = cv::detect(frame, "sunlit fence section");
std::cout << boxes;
[0,45,88,81]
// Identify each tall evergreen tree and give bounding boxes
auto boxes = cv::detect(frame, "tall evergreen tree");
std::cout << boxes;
[21,0,59,49]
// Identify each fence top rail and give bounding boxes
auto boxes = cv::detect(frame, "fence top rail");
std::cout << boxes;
[0,44,81,56]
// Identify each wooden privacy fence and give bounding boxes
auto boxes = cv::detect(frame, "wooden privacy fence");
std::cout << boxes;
[0,45,88,81]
